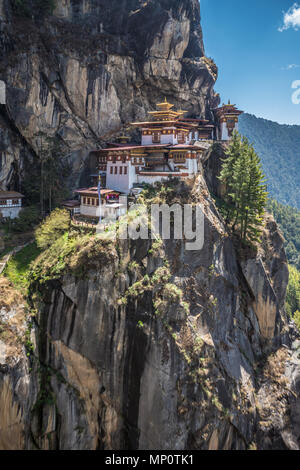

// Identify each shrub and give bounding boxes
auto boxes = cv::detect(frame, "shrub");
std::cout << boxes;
[35,209,70,249]
[293,310,300,331]
[285,265,300,317]
[11,205,40,233]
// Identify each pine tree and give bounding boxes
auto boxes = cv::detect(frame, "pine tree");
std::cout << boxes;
[219,132,268,244]
[219,131,242,223]
[242,146,267,242]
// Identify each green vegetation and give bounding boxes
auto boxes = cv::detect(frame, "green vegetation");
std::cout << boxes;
[266,199,300,329]
[35,209,70,249]
[219,131,268,243]
[118,262,189,319]
[21,135,71,214]
[10,206,40,233]
[239,113,300,210]
[267,198,300,269]
[12,0,56,18]
[286,266,300,328]
[30,230,116,284]
[4,242,41,291]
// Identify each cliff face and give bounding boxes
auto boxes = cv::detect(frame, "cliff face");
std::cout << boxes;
[0,0,218,191]
[1,147,300,450]
[1,1,300,451]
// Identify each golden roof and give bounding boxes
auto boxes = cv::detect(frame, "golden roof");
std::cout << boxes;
[156,97,174,111]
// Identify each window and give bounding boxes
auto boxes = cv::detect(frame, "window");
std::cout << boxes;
[120,166,123,175]
[122,155,126,163]
[112,156,116,164]
[153,132,160,143]
[110,167,113,174]
[87,198,90,205]
[174,153,186,163]
[12,199,19,205]
[124,166,128,175]
[83,197,86,204]
[92,198,95,206]
[114,166,117,174]
[178,132,185,144]
[0,200,6,206]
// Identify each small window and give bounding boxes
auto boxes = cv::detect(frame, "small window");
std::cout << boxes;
[110,167,113,174]
[178,132,185,144]
[0,200,6,206]
[87,198,90,205]
[124,166,128,175]
[153,132,160,143]
[120,166,123,175]
[114,167,117,174]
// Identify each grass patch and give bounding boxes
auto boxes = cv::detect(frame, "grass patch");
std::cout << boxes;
[4,242,41,290]
[29,232,117,284]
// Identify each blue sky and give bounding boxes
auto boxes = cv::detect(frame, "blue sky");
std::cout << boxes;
[200,0,300,124]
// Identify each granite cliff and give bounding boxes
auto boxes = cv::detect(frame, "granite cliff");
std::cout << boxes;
[0,0,218,192]
[1,0,300,451]
[1,145,300,450]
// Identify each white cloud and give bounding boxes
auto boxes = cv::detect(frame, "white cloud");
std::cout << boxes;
[281,63,300,70]
[279,3,300,31]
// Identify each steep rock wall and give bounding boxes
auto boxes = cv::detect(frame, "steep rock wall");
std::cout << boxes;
[1,157,299,450]
[0,0,218,191]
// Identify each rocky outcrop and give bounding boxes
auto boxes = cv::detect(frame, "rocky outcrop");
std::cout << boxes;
[0,0,218,191]
[0,278,33,450]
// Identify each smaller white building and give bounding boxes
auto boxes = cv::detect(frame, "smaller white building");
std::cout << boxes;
[0,191,24,219]
[75,188,126,221]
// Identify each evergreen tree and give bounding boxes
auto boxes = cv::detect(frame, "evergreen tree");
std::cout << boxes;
[219,131,242,223]
[219,132,268,244]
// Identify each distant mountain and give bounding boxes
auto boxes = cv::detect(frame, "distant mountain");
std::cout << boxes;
[267,198,300,269]
[239,113,300,210]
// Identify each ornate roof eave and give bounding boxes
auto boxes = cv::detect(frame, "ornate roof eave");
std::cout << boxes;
[130,121,198,128]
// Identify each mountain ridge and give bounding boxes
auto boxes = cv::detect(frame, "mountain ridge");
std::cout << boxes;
[239,112,300,210]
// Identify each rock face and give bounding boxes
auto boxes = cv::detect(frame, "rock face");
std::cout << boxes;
[0,0,218,191]
[1,0,300,451]
[1,153,300,450]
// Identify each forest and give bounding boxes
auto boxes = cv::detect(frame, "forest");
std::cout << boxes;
[239,113,300,209]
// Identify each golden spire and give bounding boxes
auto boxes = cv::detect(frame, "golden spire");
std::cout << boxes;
[156,98,174,111]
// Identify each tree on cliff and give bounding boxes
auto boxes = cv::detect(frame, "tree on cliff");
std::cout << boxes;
[219,132,268,243]
[36,134,71,217]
